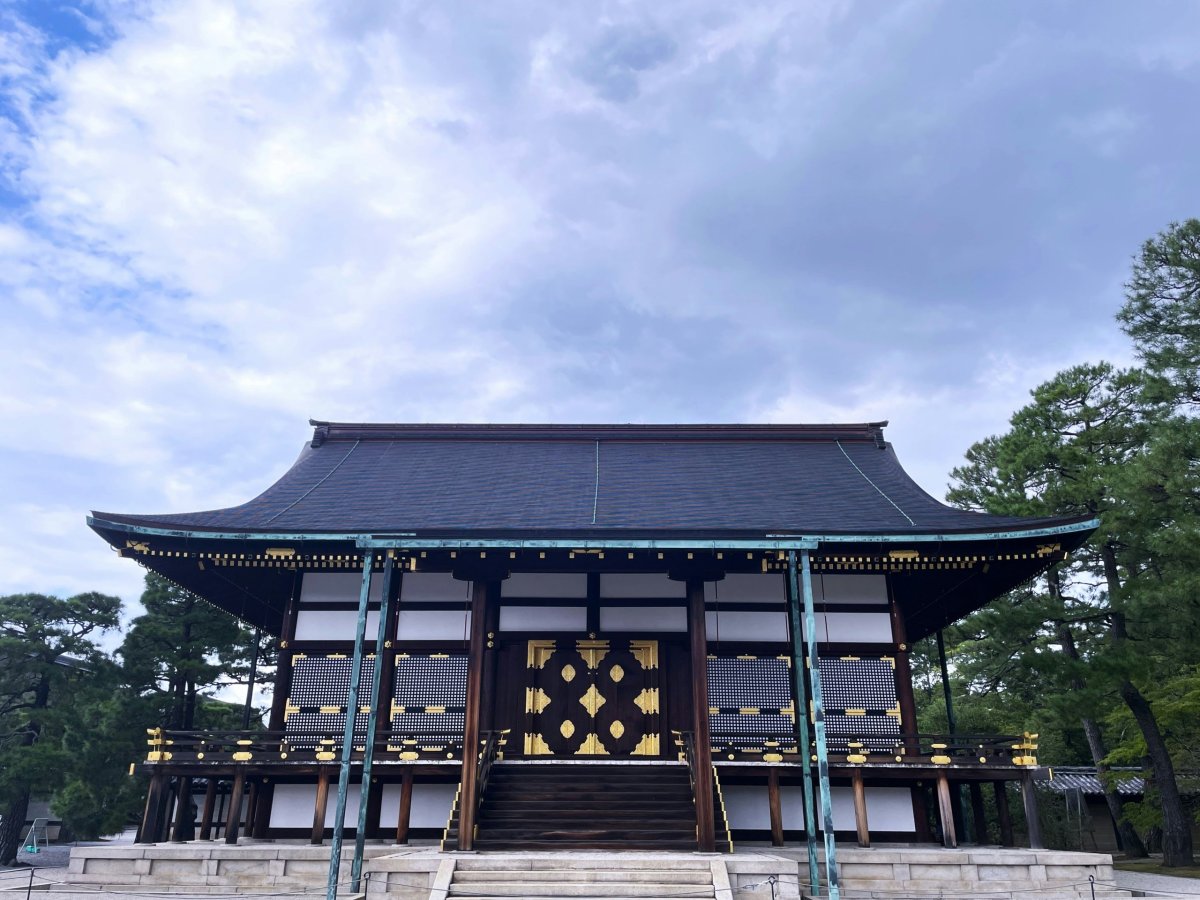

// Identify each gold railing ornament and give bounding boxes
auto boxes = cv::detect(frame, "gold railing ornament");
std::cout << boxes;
[145,726,172,762]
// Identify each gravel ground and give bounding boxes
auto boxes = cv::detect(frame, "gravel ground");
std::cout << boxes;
[1115,868,1200,897]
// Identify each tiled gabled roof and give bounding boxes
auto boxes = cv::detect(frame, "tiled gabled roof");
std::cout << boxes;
[91,421,1082,537]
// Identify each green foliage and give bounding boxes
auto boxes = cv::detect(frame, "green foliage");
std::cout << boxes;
[942,221,1200,863]
[0,576,269,854]
[120,574,257,730]
[0,592,121,862]
[1119,218,1200,404]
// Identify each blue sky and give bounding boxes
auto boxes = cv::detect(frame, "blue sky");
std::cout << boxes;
[1,0,1198,607]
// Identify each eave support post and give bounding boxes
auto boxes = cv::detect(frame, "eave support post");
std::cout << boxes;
[326,549,376,900]
[785,551,820,896]
[800,548,840,899]
[351,551,398,891]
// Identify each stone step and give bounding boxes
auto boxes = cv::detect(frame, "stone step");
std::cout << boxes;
[448,883,714,898]
[454,870,712,883]
[453,855,720,871]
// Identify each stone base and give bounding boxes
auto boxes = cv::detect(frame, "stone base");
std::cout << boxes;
[767,845,1131,899]
[61,843,1129,900]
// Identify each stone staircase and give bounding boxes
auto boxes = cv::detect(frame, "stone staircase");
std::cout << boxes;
[439,854,729,900]
[444,763,731,851]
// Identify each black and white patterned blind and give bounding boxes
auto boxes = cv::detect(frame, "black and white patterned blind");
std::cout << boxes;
[389,653,468,748]
[284,653,377,750]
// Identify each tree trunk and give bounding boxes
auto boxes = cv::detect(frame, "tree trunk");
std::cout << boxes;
[1119,678,1192,865]
[0,789,31,866]
[1101,545,1193,866]
[1049,584,1147,858]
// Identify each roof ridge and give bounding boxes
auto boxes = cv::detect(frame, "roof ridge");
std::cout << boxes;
[308,421,891,447]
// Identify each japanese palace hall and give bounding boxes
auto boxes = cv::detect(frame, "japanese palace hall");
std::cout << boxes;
[88,421,1096,852]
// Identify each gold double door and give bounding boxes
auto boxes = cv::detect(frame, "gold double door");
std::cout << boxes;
[523,638,661,757]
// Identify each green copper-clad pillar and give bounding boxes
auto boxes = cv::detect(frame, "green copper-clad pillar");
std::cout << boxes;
[786,551,820,894]
[326,549,376,900]
[351,550,399,891]
[799,549,841,899]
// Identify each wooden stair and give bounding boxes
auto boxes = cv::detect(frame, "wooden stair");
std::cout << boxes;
[442,762,731,851]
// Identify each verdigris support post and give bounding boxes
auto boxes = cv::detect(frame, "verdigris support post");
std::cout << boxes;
[785,551,819,895]
[326,548,376,900]
[351,550,398,891]
[801,548,840,900]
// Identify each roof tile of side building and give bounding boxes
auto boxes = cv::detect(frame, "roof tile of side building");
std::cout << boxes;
[91,421,1084,536]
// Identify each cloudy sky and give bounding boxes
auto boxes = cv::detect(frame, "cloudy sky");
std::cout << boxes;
[2,0,1198,609]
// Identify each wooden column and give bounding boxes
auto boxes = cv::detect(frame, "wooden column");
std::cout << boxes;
[969,782,988,845]
[911,782,933,843]
[268,582,300,732]
[170,776,193,842]
[224,767,245,845]
[199,778,218,840]
[935,773,958,848]
[851,770,870,847]
[395,771,414,844]
[312,766,332,844]
[138,772,168,844]
[994,781,1014,847]
[1020,773,1043,849]
[457,579,494,851]
[687,578,716,853]
[244,780,259,836]
[252,779,272,839]
[887,594,920,752]
[767,769,784,847]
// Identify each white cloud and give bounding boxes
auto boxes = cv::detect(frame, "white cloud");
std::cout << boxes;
[0,0,1190,604]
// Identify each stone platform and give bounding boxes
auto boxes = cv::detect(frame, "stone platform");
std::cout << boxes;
[54,842,1130,900]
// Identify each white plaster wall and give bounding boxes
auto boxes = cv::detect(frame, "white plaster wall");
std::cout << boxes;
[813,574,888,606]
[380,783,457,829]
[397,610,471,640]
[300,572,384,604]
[269,783,361,829]
[401,572,468,603]
[706,610,789,642]
[599,573,684,598]
[599,606,687,632]
[500,605,587,632]
[705,574,786,605]
[725,785,913,834]
[724,784,776,830]
[503,573,588,598]
[294,609,382,642]
[805,611,892,643]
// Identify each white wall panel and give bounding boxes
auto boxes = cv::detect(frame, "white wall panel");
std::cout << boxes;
[804,611,892,643]
[294,609,381,642]
[378,783,457,829]
[723,784,772,830]
[814,574,888,606]
[401,572,468,603]
[300,572,383,604]
[705,574,786,605]
[503,573,588,598]
[500,606,587,632]
[600,574,683,599]
[706,610,789,642]
[863,787,916,831]
[397,610,471,641]
[269,783,361,828]
[599,606,687,632]
[779,786,807,830]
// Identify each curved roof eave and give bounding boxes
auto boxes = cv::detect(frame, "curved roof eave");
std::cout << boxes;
[88,512,1100,549]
